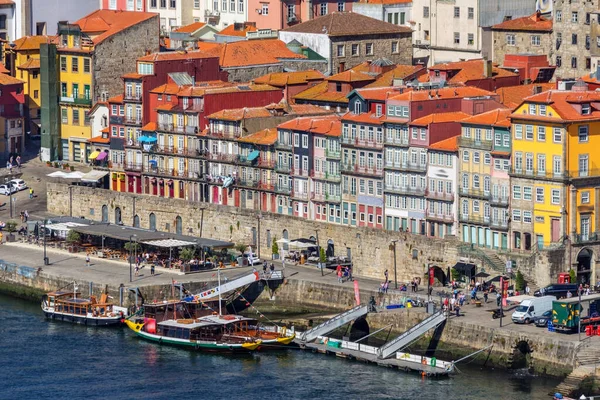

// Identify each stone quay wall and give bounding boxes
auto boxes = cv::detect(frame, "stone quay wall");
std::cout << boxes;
[47,183,461,282]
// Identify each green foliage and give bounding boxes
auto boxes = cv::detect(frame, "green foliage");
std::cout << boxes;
[124,241,141,252]
[5,220,18,233]
[66,230,81,243]
[179,247,196,262]
[319,247,327,263]
[235,243,247,254]
[272,237,279,255]
[569,268,577,284]
[515,270,525,291]
[451,267,460,281]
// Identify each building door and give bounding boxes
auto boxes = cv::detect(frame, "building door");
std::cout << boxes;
[240,190,246,208]
[551,218,561,243]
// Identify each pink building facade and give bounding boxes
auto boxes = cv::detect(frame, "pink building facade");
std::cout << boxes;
[248,0,354,30]
[100,0,146,12]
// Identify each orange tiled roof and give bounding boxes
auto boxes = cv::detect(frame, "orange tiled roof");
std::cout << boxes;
[283,12,411,36]
[122,72,145,79]
[108,94,123,104]
[492,12,552,32]
[138,49,220,62]
[410,112,471,126]
[511,90,600,122]
[174,22,207,33]
[429,136,459,152]
[294,81,349,104]
[0,73,23,85]
[88,136,110,144]
[495,83,554,110]
[218,23,257,37]
[156,103,175,111]
[253,70,325,87]
[354,87,411,101]
[13,35,57,51]
[17,58,40,70]
[0,0,14,4]
[278,115,342,136]
[389,86,495,101]
[237,128,278,145]
[150,81,276,97]
[461,108,511,128]
[142,122,157,131]
[0,62,9,74]
[327,70,375,83]
[207,103,331,121]
[429,59,519,84]
[364,65,426,88]
[341,112,386,125]
[359,0,411,3]
[74,10,157,45]
[198,39,306,68]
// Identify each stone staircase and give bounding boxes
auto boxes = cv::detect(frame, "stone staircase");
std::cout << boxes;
[555,365,595,397]
[576,343,600,367]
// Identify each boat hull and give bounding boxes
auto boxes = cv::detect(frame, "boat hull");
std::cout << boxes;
[43,311,123,327]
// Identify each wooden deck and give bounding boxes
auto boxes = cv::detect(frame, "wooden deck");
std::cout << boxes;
[297,341,452,377]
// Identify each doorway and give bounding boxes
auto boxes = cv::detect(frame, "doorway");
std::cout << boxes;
[577,248,593,285]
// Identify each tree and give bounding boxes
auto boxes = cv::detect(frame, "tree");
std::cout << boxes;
[272,237,279,256]
[124,242,141,252]
[179,247,196,262]
[5,220,18,233]
[319,247,327,263]
[235,243,247,255]
[569,268,577,284]
[451,267,460,281]
[515,270,525,291]
[66,230,81,244]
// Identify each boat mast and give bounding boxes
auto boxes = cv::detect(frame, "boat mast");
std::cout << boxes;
[218,268,222,316]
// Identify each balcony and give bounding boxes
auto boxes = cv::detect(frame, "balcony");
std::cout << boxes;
[310,170,341,182]
[458,137,493,151]
[325,149,341,159]
[425,211,454,223]
[291,168,309,177]
[246,29,278,40]
[341,136,384,150]
[459,187,490,200]
[290,190,309,201]
[509,167,568,182]
[237,156,275,168]
[275,184,292,194]
[124,93,142,102]
[311,192,342,203]
[147,145,199,157]
[490,195,509,207]
[490,219,510,231]
[574,233,600,244]
[425,190,454,202]
[146,166,188,177]
[384,184,426,196]
[124,162,143,172]
[341,164,384,177]
[275,162,292,173]
[237,179,274,191]
[384,161,427,173]
[204,152,238,163]
[384,137,410,147]
[60,96,92,106]
[123,117,143,126]
[158,123,197,135]
[275,142,293,151]
[459,214,490,225]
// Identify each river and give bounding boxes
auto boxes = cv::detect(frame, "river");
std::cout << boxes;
[0,293,561,399]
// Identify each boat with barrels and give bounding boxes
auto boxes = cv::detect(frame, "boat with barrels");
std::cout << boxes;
[41,290,127,326]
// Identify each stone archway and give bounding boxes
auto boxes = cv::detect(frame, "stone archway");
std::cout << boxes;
[349,317,369,342]
[576,248,593,285]
[509,339,533,370]
[326,239,335,257]
[430,266,447,286]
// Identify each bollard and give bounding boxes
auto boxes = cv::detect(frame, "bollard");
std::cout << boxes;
[89,282,93,297]
[119,285,123,307]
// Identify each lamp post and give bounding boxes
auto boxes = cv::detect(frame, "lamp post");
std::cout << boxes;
[391,240,398,289]
[129,234,137,282]
[43,219,49,265]
[315,229,323,276]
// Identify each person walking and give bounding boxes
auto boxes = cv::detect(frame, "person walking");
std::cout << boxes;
[29,188,34,199]
[483,290,489,304]
[15,155,21,169]
[24,210,28,222]
[85,255,90,267]
[20,211,24,223]
[384,269,389,282]
[337,268,343,283]
[525,285,530,295]
[496,292,502,307]
[347,265,353,282]
[150,264,155,276]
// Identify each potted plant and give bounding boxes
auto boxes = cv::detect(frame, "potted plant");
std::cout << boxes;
[62,163,70,170]
[66,230,81,253]
[69,166,75,171]
[5,220,18,242]
[319,247,327,270]
[235,243,248,266]
[179,247,196,273]
[46,161,52,167]
[53,162,59,168]
[272,237,279,260]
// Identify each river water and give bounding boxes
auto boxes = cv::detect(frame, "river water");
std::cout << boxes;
[0,293,561,399]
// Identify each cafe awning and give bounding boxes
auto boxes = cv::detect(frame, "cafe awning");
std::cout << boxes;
[142,239,196,248]
[247,150,260,161]
[44,222,87,232]
[80,170,109,182]
[89,151,100,159]
[96,151,108,161]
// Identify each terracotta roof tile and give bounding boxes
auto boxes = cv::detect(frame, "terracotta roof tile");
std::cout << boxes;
[88,136,110,144]
[73,10,157,45]
[218,23,257,37]
[293,81,349,104]
[278,115,342,136]
[108,94,124,104]
[173,22,207,33]
[364,65,426,88]
[0,63,8,74]
[13,35,57,51]
[283,12,411,36]
[492,12,552,32]
[0,74,23,85]
[389,86,495,101]
[137,50,219,62]
[17,58,40,70]
[461,108,511,128]
[327,70,375,83]
[429,59,519,84]
[142,122,157,131]
[0,0,14,4]
[511,90,600,122]
[205,39,306,68]
[122,72,145,79]
[410,112,471,126]
[429,136,459,152]
[253,70,325,86]
[341,112,386,125]
[495,83,554,110]
[237,128,278,145]
[207,103,331,121]
[354,87,412,101]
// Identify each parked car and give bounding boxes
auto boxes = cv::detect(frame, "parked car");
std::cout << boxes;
[534,310,553,327]
[512,296,556,324]
[243,252,262,266]
[534,284,579,299]
[9,179,27,191]
[0,184,17,195]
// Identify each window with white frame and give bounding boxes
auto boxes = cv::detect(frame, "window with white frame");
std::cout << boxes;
[551,189,560,204]
[536,187,544,202]
[582,191,590,204]
[553,128,562,143]
[579,154,589,177]
[484,153,491,165]
[473,152,480,163]
[531,35,541,46]
[538,126,546,141]
[513,185,521,199]
[579,125,589,142]
[529,104,536,115]
[523,211,532,223]
[540,105,546,116]
[506,34,515,46]
[463,150,470,162]
[320,2,327,15]
[523,186,532,201]
[525,125,533,140]
[515,124,522,139]
[513,209,521,222]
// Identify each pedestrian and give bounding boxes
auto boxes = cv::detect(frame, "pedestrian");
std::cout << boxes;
[567,291,573,298]
[85,255,90,267]
[347,265,353,282]
[24,210,28,222]
[383,280,389,293]
[384,269,388,282]
[20,211,24,223]
[455,304,460,317]
[496,292,501,307]
[525,285,530,295]
[450,296,456,311]
[428,286,433,296]
[15,155,20,168]
[459,293,465,307]
[29,188,34,199]
[135,265,139,276]
[150,264,155,276]
[262,261,267,275]
[282,258,286,271]
[337,268,343,283]
[0,231,3,244]
[483,290,489,303]
[270,263,275,272]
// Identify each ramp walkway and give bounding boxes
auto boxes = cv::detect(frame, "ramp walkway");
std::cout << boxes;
[300,305,369,343]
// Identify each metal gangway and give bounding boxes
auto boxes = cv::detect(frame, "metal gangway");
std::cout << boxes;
[300,305,369,343]
[378,310,447,359]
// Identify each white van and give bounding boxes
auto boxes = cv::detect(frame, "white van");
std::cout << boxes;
[512,295,556,324]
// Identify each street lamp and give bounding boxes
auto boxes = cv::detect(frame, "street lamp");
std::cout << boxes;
[129,234,137,282]
[390,240,398,289]
[315,229,323,276]
[43,219,49,265]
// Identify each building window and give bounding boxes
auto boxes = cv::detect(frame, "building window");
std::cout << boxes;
[365,43,373,55]
[556,10,562,22]
[423,6,429,18]
[553,128,562,143]
[72,109,79,125]
[571,57,577,69]
[586,57,592,70]
[391,41,398,53]
[71,57,78,73]
[506,34,515,46]
[60,56,67,72]
[336,82,342,92]
[337,45,344,57]
[536,187,544,203]
[351,44,359,56]
[513,209,521,222]
[582,104,591,115]
[337,2,344,11]
[551,189,560,205]
[531,35,541,46]
[523,211,532,224]
[525,125,533,140]
[468,7,474,19]
[538,126,546,141]
[454,32,460,44]
[579,154,589,177]
[579,125,589,142]
[170,0,176,7]
[572,11,578,23]
[540,105,546,116]
[238,0,243,13]
[320,2,327,16]
[582,191,590,204]
[261,3,268,14]
[468,34,474,45]
[454,7,460,18]
[354,101,361,114]
[34,90,38,99]
[513,185,521,199]
[556,56,562,68]
[572,34,578,45]
[61,108,68,124]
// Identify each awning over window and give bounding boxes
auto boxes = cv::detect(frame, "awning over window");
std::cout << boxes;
[80,170,109,182]
[247,150,260,161]
[89,151,100,159]
[96,151,108,161]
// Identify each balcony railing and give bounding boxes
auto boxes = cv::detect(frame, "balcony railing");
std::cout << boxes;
[291,190,309,200]
[275,162,292,173]
[158,123,197,134]
[574,233,600,244]
[275,184,291,194]
[425,190,454,202]
[204,153,238,163]
[384,161,427,173]
[425,211,454,222]
[458,137,493,151]
[124,94,142,101]
[490,219,510,230]
[459,214,490,225]
[238,179,274,191]
[291,168,309,177]
[490,196,509,207]
[384,184,426,196]
[310,170,342,182]
[124,162,143,172]
[341,136,384,149]
[123,117,142,125]
[146,145,200,157]
[237,156,275,168]
[311,192,342,203]
[459,187,491,200]
[147,166,188,177]
[60,96,92,106]
[509,167,568,181]
[325,149,341,159]
[275,142,293,151]
[341,164,384,176]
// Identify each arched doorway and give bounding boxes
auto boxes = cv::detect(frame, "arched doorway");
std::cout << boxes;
[511,340,533,370]
[175,216,182,235]
[114,207,121,225]
[349,317,369,342]
[101,205,108,222]
[149,213,156,230]
[577,248,593,285]
[430,266,447,286]
[282,229,289,251]
[326,239,334,257]
[133,215,140,228]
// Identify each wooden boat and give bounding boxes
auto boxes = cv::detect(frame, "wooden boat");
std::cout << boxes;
[41,290,127,326]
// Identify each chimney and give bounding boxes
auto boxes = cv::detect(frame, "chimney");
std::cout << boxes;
[533,85,543,95]
[483,58,493,78]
